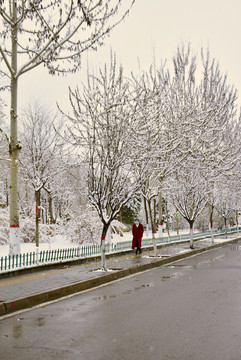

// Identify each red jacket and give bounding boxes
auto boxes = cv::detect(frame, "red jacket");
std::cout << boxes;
[131,223,144,249]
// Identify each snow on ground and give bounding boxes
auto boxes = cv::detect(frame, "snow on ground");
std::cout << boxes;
[0,234,74,257]
[0,229,193,257]
[0,232,134,257]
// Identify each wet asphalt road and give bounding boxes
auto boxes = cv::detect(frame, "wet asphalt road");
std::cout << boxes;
[1,241,241,360]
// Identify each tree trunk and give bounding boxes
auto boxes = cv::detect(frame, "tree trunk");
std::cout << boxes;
[158,191,163,238]
[224,217,227,238]
[189,221,194,249]
[101,223,109,271]
[166,202,170,237]
[147,198,157,256]
[58,202,62,219]
[9,0,20,256]
[35,189,41,248]
[48,194,54,224]
[209,203,214,243]
[176,209,179,235]
[143,197,149,237]
[147,199,153,231]
[236,210,239,235]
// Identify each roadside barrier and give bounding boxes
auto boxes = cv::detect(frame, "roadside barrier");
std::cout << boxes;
[0,227,239,273]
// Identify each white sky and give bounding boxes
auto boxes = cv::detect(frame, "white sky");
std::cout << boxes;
[6,0,241,113]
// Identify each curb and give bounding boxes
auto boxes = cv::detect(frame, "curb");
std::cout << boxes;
[0,236,240,317]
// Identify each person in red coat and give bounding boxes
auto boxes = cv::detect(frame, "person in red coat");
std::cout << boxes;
[131,219,144,254]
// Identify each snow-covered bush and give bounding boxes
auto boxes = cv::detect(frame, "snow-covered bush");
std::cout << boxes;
[0,205,103,246]
[20,219,57,244]
[50,204,102,245]
[20,218,35,243]
[0,207,9,245]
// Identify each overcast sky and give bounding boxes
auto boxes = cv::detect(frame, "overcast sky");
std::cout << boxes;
[11,0,241,112]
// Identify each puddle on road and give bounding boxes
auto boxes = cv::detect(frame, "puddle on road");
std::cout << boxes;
[36,316,45,327]
[166,264,195,269]
[92,294,117,301]
[121,283,155,295]
[122,290,132,295]
[91,283,155,301]
[160,270,185,281]
[13,324,22,339]
[161,275,173,281]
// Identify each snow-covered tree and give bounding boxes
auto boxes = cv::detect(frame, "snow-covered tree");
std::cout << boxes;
[213,116,241,236]
[198,49,238,240]
[63,55,142,270]
[0,0,135,254]
[20,101,63,249]
[215,179,235,237]
[167,44,239,247]
[171,166,208,248]
[131,63,179,253]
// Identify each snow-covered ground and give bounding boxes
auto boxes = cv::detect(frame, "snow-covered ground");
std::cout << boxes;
[0,234,73,257]
[0,229,191,257]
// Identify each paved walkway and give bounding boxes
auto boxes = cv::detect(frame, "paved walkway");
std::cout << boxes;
[0,235,240,317]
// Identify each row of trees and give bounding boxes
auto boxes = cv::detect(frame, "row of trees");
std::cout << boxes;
[1,44,240,269]
[61,45,240,265]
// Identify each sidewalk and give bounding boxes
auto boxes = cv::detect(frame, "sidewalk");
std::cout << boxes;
[0,235,240,317]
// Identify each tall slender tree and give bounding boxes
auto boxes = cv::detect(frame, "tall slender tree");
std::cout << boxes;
[0,0,135,254]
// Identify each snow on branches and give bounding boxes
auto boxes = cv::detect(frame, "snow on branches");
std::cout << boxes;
[0,0,135,76]
[63,54,142,268]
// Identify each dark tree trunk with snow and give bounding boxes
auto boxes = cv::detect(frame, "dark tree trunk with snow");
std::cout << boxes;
[209,203,214,243]
[48,194,54,225]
